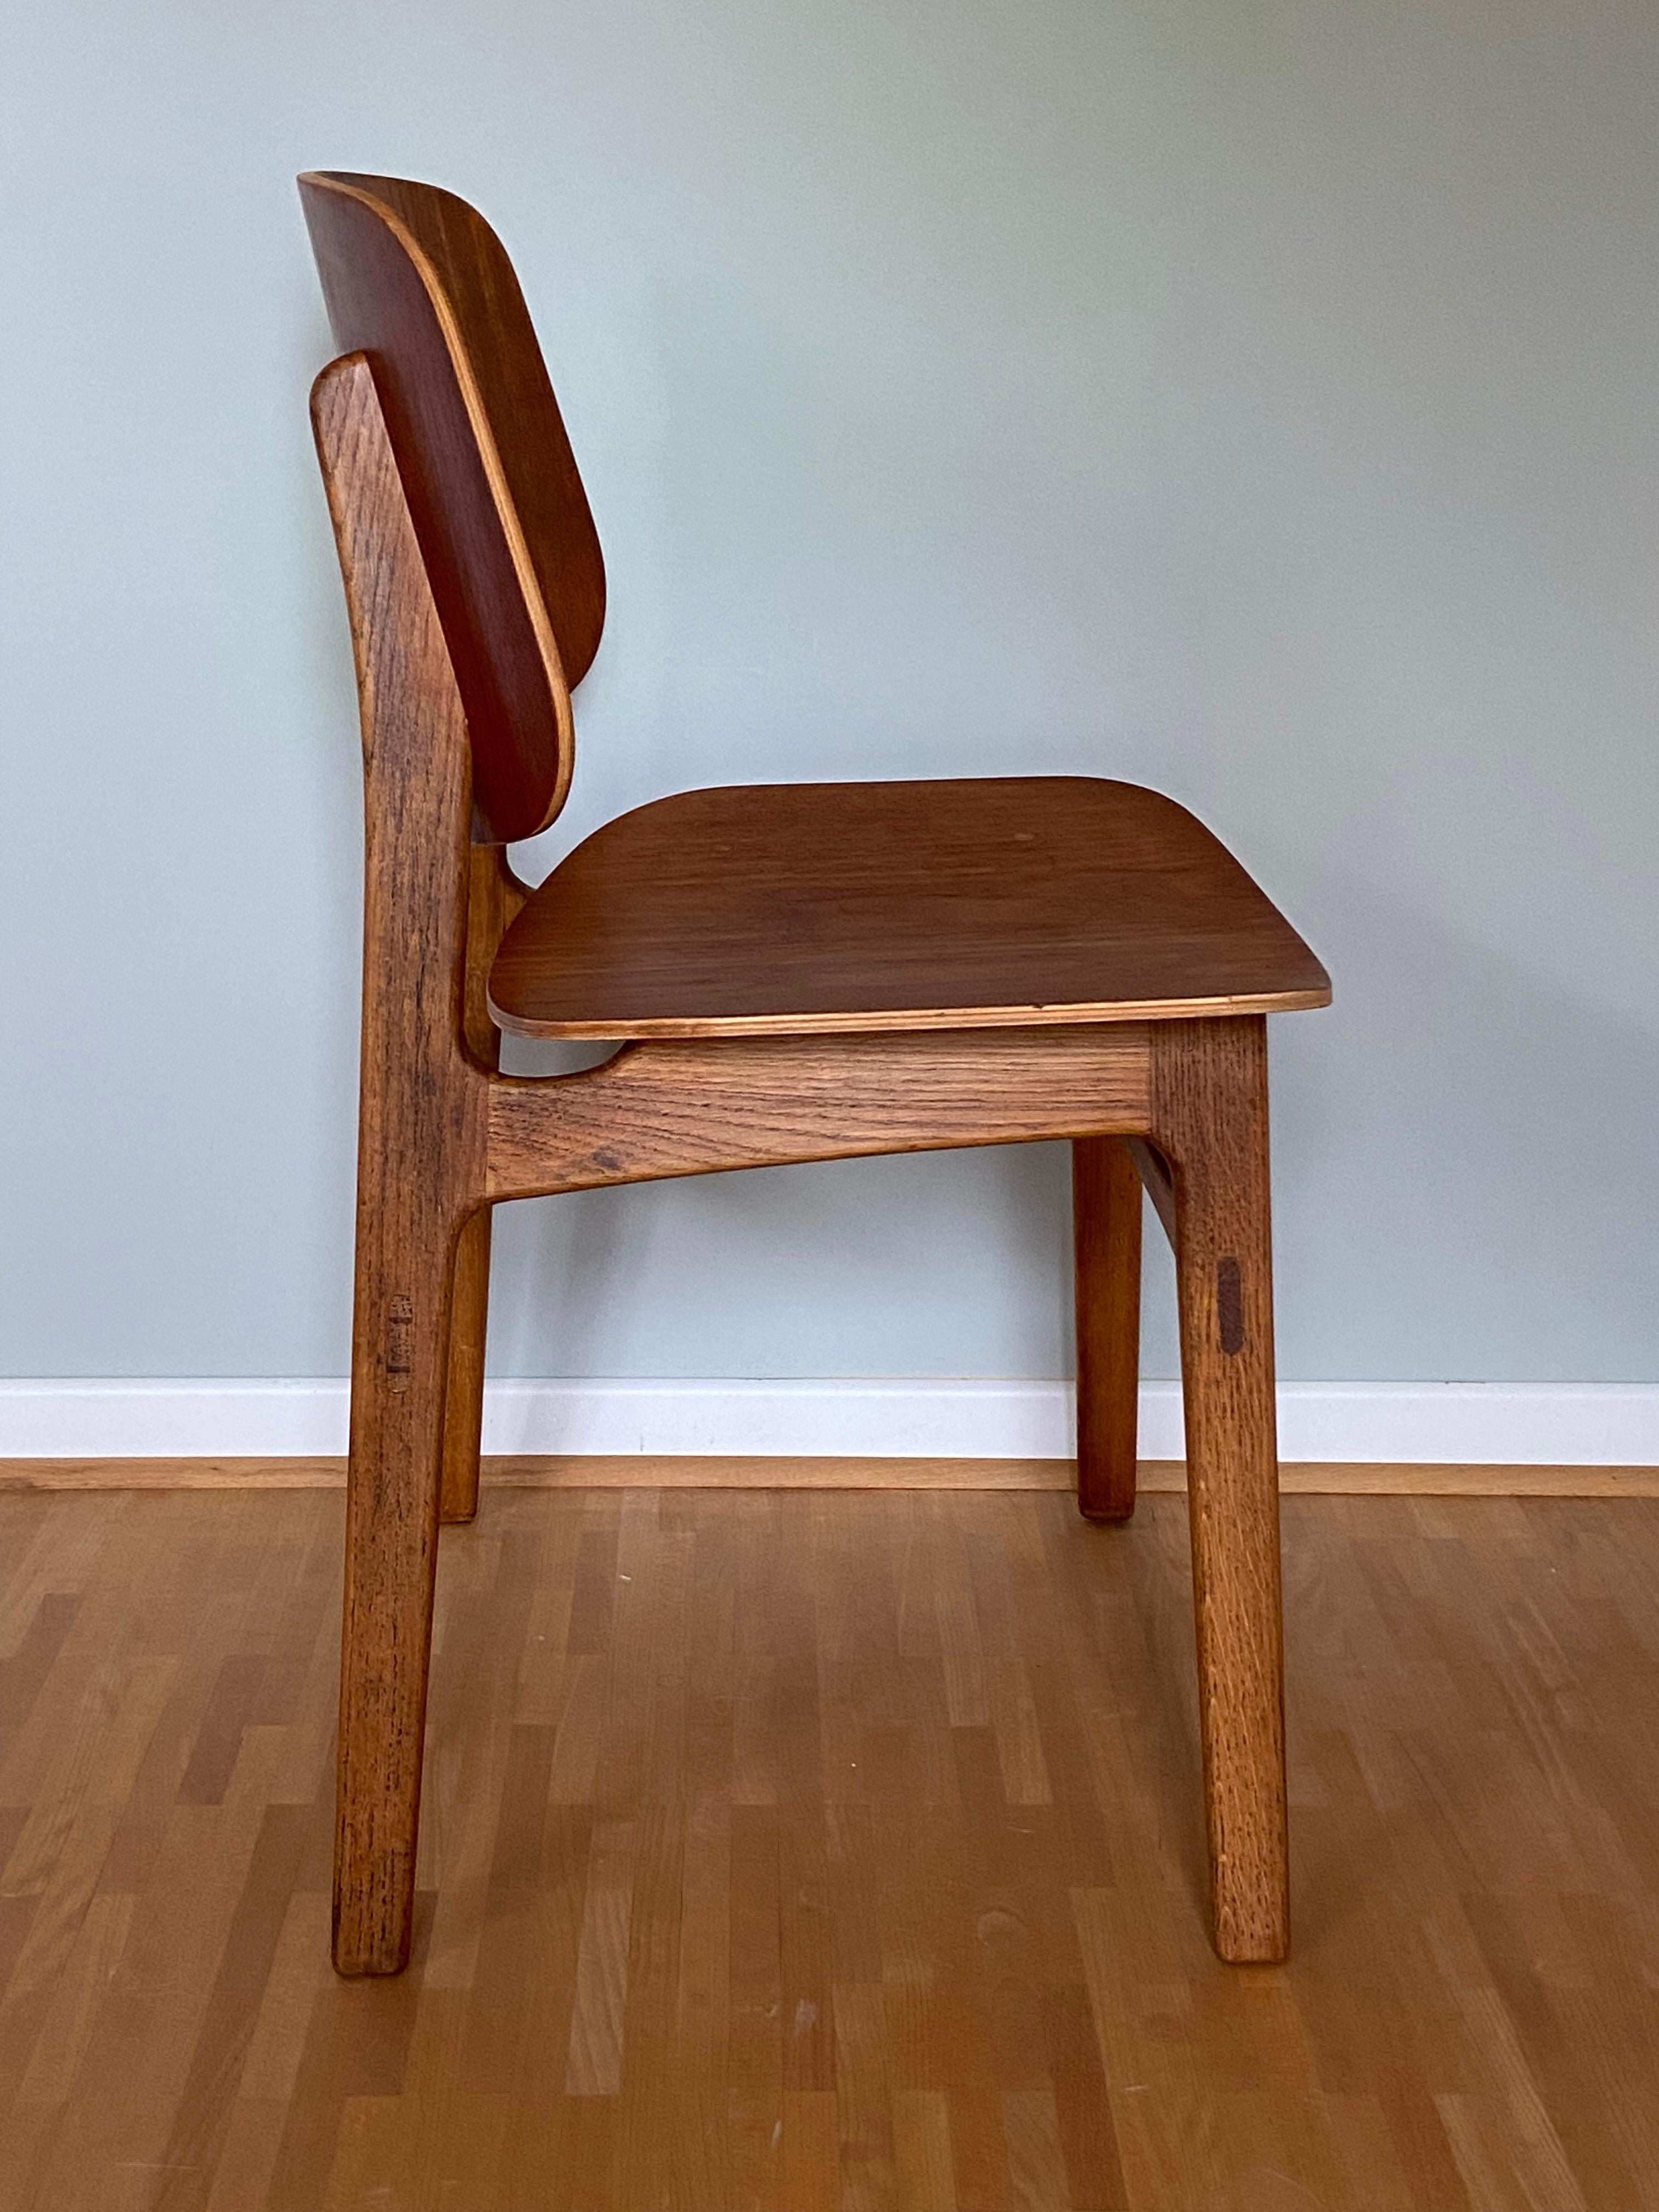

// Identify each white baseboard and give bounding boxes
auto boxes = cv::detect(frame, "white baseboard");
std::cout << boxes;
[0,1377,1655,1465]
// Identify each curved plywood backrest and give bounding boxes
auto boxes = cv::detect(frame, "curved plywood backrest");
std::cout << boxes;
[298,172,605,841]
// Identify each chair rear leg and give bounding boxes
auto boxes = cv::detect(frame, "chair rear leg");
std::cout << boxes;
[335,1181,461,1977]
[1071,1136,1142,1521]
[315,349,493,1973]
[439,1207,492,1522]
[441,845,516,1527]
[1154,1017,1289,1963]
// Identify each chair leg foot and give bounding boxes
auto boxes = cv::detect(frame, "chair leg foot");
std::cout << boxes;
[334,1223,458,1978]
[1155,1018,1289,1963]
[1072,1136,1142,1522]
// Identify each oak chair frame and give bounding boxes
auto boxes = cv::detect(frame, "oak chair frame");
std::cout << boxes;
[309,191,1304,1979]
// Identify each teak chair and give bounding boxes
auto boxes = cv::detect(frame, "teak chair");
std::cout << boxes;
[298,171,1330,1979]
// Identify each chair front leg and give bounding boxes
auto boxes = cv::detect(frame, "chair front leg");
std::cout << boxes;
[1071,1136,1142,1521]
[1153,1016,1289,1963]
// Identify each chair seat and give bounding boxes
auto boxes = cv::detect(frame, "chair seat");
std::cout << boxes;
[487,775,1330,1039]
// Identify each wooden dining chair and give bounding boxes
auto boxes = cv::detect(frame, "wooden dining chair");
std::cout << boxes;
[298,171,1330,1979]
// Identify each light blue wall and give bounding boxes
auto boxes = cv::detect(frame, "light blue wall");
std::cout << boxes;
[3,0,1656,1383]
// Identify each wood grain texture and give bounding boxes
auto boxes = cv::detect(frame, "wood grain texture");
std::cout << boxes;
[1150,1017,1288,1962]
[486,1025,1153,1203]
[1125,1136,1177,1248]
[5,1457,1658,1493]
[488,778,1332,1039]
[314,353,488,1974]
[300,173,598,840]
[1072,1138,1143,1522]
[3,1484,1658,2209]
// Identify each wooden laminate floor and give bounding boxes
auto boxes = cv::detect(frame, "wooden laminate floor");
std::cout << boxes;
[1,1487,1656,2210]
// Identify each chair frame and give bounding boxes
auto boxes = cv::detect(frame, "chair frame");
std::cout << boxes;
[314,348,1290,1978]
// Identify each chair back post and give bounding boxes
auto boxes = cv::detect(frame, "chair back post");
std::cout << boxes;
[312,346,496,1973]
[311,349,481,1104]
